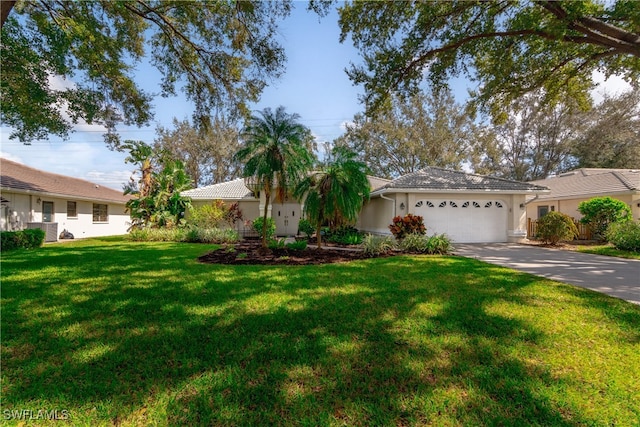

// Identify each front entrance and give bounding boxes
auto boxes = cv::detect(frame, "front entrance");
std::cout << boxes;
[273,202,301,236]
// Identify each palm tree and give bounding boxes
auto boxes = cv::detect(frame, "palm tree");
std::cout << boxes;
[235,106,314,249]
[294,146,370,249]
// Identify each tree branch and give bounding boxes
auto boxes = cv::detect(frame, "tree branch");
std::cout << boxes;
[0,0,16,30]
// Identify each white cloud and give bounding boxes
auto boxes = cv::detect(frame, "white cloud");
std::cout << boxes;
[591,71,633,104]
[0,151,23,163]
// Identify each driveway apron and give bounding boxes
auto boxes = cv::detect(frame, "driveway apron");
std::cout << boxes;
[454,243,640,305]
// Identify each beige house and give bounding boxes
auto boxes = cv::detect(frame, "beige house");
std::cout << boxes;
[0,158,131,241]
[184,168,548,243]
[527,169,640,225]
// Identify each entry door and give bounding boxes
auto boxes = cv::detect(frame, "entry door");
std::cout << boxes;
[273,203,300,236]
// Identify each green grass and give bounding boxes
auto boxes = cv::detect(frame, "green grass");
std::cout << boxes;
[576,244,640,260]
[2,237,640,426]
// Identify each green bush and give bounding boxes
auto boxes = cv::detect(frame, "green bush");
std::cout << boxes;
[253,217,276,240]
[425,234,453,255]
[578,197,630,240]
[361,234,396,256]
[128,227,186,242]
[298,219,315,238]
[268,238,286,249]
[327,225,363,245]
[185,227,239,244]
[128,227,238,244]
[606,220,640,252]
[536,211,579,245]
[399,232,453,254]
[1,228,45,251]
[285,240,308,251]
[187,200,244,229]
[389,213,426,240]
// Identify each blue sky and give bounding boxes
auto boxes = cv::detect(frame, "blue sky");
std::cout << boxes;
[0,3,631,190]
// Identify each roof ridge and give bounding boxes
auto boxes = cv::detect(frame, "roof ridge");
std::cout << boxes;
[611,170,638,191]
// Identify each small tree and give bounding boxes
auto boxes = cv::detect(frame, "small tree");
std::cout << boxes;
[536,211,579,245]
[389,213,426,240]
[578,197,630,240]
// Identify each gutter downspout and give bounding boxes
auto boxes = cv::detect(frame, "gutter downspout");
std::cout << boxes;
[379,192,396,219]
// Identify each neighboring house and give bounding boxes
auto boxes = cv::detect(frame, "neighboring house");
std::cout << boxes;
[0,158,131,241]
[183,168,548,243]
[527,169,640,224]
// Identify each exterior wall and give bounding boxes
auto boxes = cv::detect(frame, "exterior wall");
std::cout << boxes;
[527,194,636,222]
[357,196,395,234]
[0,190,129,239]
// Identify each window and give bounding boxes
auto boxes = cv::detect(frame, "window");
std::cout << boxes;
[495,201,503,208]
[538,206,549,218]
[93,203,108,222]
[438,201,447,208]
[415,201,423,208]
[462,201,469,208]
[67,201,77,218]
[42,201,54,222]
[485,202,493,208]
[449,201,458,207]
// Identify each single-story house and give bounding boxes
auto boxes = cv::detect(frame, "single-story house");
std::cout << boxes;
[0,158,131,241]
[183,168,548,243]
[527,168,640,223]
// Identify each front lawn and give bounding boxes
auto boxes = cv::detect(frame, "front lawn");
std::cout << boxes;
[576,243,640,260]
[2,237,639,426]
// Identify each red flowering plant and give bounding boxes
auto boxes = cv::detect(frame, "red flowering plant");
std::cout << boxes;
[388,213,426,240]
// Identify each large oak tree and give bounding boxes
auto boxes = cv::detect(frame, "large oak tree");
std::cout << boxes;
[1,1,292,147]
[339,1,640,118]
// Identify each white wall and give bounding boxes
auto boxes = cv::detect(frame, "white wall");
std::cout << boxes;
[0,191,130,239]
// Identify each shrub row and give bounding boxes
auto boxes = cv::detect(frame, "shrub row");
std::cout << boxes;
[129,227,239,244]
[606,221,640,252]
[1,228,45,251]
[361,232,453,256]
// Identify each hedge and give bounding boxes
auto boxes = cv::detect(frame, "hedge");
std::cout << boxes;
[1,228,46,251]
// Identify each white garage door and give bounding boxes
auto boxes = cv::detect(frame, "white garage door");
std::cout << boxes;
[414,199,508,243]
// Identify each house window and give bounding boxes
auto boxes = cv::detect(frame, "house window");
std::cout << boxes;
[42,201,54,222]
[538,206,549,218]
[93,203,108,222]
[67,201,77,218]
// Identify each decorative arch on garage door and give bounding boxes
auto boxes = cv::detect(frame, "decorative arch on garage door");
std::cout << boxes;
[413,199,507,243]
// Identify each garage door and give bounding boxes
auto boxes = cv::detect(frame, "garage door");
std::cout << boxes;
[414,199,508,243]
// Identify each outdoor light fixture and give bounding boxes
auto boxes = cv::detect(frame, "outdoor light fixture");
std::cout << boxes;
[519,203,525,209]
[399,202,405,210]
[37,197,41,204]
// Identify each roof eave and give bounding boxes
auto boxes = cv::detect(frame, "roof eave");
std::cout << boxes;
[0,186,130,204]
[371,187,550,197]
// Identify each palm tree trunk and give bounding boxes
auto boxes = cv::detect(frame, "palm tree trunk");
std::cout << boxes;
[262,192,270,249]
[316,223,322,249]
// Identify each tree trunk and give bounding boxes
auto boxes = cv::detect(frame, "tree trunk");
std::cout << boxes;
[261,192,270,249]
[0,0,16,30]
[316,223,322,249]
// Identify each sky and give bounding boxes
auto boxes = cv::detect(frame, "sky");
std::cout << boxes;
[0,3,633,191]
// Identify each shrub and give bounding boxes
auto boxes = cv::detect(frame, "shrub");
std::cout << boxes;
[285,240,307,251]
[253,217,276,240]
[399,233,429,253]
[425,234,453,255]
[129,227,186,242]
[389,213,426,240]
[268,238,286,249]
[361,234,396,256]
[188,200,243,229]
[185,227,239,244]
[327,225,363,245]
[298,219,315,238]
[578,197,630,240]
[536,211,579,245]
[398,232,453,254]
[1,228,45,251]
[606,220,640,252]
[128,226,238,244]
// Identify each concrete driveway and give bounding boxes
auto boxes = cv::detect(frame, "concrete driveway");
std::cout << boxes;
[454,243,640,305]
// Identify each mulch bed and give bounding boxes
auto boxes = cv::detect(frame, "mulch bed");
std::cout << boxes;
[197,240,386,265]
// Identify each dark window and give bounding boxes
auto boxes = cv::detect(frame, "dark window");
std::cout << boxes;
[495,201,503,208]
[67,201,77,218]
[538,206,549,218]
[462,201,469,208]
[426,201,434,208]
[449,201,458,207]
[43,201,54,222]
[93,204,108,222]
[415,201,423,208]
[439,201,447,208]
[473,202,480,208]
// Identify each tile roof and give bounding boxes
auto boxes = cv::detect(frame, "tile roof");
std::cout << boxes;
[182,175,391,200]
[372,167,548,195]
[181,178,255,200]
[0,158,130,204]
[531,168,640,200]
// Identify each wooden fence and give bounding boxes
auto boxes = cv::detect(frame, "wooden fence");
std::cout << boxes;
[527,218,593,241]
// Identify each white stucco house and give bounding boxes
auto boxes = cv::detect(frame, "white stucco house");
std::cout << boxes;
[1,158,131,241]
[183,167,548,243]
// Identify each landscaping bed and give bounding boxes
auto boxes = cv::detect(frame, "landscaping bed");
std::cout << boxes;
[198,240,379,265]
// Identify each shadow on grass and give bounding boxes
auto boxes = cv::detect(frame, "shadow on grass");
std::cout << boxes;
[2,242,638,425]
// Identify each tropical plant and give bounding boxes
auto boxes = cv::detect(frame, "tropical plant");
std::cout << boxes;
[285,240,307,251]
[536,211,579,245]
[389,213,426,240]
[252,217,276,242]
[398,232,453,255]
[361,234,396,256]
[294,146,370,248]
[578,197,631,240]
[298,219,315,239]
[606,221,640,252]
[235,106,314,249]
[425,234,453,255]
[327,226,363,245]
